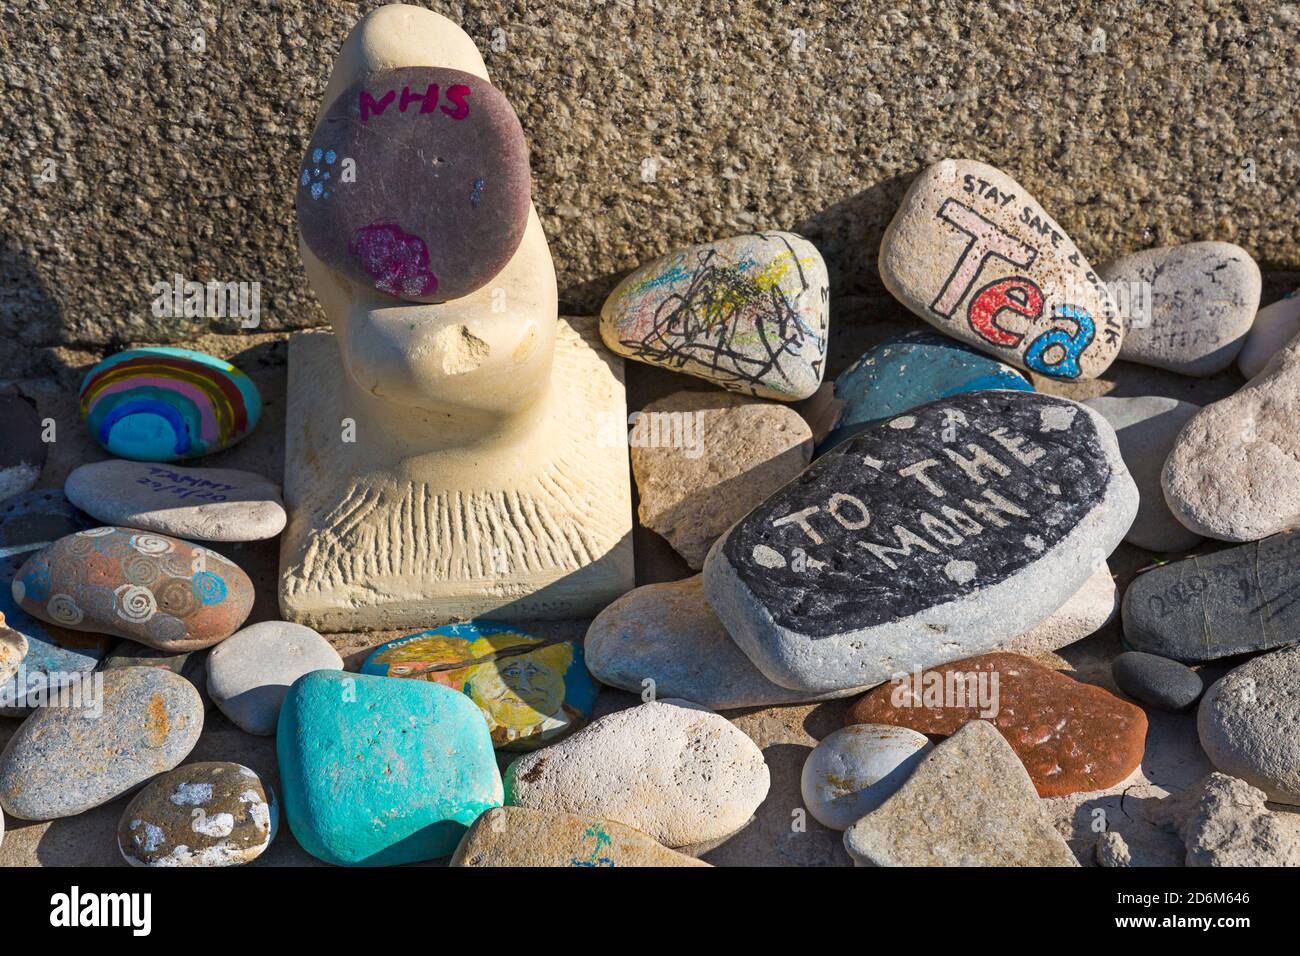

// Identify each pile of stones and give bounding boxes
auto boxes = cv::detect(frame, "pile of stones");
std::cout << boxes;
[2,156,1300,867]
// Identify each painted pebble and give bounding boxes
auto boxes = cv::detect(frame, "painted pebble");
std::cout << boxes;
[207,621,343,736]
[504,698,770,848]
[11,527,254,652]
[845,652,1148,797]
[1238,286,1300,379]
[1112,651,1203,712]
[1104,242,1261,377]
[451,806,709,867]
[601,232,829,401]
[1198,645,1300,806]
[65,460,286,542]
[298,66,531,303]
[801,725,933,830]
[0,393,46,499]
[822,330,1031,452]
[0,614,26,686]
[630,390,812,569]
[1162,337,1300,542]
[703,390,1137,692]
[361,621,596,751]
[879,159,1120,380]
[0,667,203,820]
[843,721,1079,867]
[585,576,864,709]
[277,670,503,866]
[1082,396,1202,552]
[79,347,262,462]
[1121,532,1300,662]
[118,762,278,867]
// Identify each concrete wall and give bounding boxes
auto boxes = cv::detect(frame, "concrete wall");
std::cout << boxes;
[2,0,1297,356]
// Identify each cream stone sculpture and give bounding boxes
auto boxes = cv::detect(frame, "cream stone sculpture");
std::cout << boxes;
[280,5,634,629]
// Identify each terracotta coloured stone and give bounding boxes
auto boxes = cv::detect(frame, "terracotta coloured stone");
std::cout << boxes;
[11,528,253,652]
[297,66,531,303]
[845,652,1148,797]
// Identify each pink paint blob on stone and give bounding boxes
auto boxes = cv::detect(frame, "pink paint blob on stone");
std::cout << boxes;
[349,222,439,299]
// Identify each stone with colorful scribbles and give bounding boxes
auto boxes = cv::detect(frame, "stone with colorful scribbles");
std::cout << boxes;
[10,528,253,652]
[276,669,502,865]
[450,806,709,867]
[600,232,829,401]
[360,621,597,751]
[297,66,531,304]
[79,347,262,462]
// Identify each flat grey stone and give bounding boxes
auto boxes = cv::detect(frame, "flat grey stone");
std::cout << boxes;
[843,720,1079,866]
[65,460,286,542]
[206,620,342,736]
[1122,532,1300,662]
[800,724,932,830]
[1105,241,1261,376]
[1162,336,1300,542]
[583,575,865,709]
[1083,395,1202,552]
[703,390,1138,692]
[1198,645,1300,806]
[0,667,203,820]
[1112,651,1203,711]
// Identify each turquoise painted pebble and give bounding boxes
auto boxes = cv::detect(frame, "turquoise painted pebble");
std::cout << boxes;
[820,331,1032,453]
[0,667,203,820]
[79,347,262,462]
[276,670,503,866]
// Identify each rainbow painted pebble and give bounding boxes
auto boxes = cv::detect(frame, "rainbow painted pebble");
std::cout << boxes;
[11,527,253,652]
[79,347,262,461]
[361,621,598,751]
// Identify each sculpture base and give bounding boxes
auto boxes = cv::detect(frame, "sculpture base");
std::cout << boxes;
[278,318,634,631]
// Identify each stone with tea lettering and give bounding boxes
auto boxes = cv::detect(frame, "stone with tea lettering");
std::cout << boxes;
[297,66,531,303]
[1082,396,1202,552]
[1162,336,1300,542]
[65,460,286,542]
[1104,242,1261,377]
[631,390,813,569]
[845,652,1147,797]
[601,232,829,401]
[0,394,46,500]
[878,159,1121,380]
[1121,532,1300,662]
[702,390,1138,692]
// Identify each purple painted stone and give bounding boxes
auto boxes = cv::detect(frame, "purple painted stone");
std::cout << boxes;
[297,66,531,304]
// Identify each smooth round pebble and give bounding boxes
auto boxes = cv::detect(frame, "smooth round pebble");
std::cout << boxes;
[65,460,287,542]
[207,621,343,736]
[0,667,203,820]
[504,698,770,847]
[1112,651,1203,711]
[1198,645,1300,806]
[11,527,254,651]
[801,724,933,830]
[79,347,262,461]
[118,761,278,866]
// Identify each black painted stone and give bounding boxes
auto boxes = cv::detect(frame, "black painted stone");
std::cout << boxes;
[0,394,46,497]
[1112,651,1203,711]
[1121,532,1300,662]
[297,66,530,304]
[720,391,1111,634]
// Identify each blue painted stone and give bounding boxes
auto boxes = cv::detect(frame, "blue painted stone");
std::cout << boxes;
[276,670,503,866]
[821,331,1033,453]
[360,621,599,751]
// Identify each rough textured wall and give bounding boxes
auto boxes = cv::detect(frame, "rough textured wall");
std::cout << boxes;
[1,0,1297,353]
